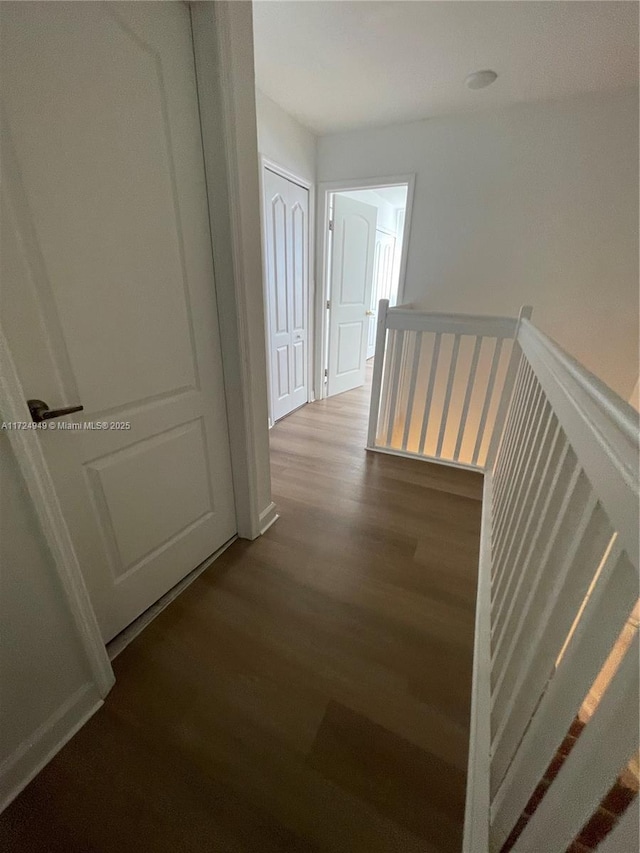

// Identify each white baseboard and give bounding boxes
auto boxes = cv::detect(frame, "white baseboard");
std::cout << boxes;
[365,444,484,475]
[259,501,279,535]
[463,474,493,852]
[0,682,102,814]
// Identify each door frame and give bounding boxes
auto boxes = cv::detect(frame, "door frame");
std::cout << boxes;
[315,174,415,401]
[0,2,272,697]
[258,155,316,427]
[0,329,115,697]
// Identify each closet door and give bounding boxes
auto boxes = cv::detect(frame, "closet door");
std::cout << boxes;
[263,169,309,421]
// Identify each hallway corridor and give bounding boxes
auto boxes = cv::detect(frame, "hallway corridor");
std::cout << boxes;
[2,382,483,853]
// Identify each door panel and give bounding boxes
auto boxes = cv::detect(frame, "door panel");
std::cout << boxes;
[293,340,305,391]
[367,231,397,359]
[339,217,371,304]
[263,169,309,421]
[327,195,377,397]
[337,323,364,373]
[276,346,290,398]
[85,421,213,576]
[292,204,306,331]
[0,2,236,641]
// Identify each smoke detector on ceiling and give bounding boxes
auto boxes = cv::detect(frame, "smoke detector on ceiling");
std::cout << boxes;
[465,70,498,90]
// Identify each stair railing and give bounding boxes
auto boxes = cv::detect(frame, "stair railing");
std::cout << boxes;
[367,300,640,852]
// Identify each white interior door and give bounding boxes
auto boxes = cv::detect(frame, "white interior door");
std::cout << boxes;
[1,2,236,642]
[367,230,397,359]
[327,195,377,397]
[262,169,309,422]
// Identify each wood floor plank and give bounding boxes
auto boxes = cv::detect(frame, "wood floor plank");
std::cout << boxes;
[1,375,482,852]
[308,700,466,852]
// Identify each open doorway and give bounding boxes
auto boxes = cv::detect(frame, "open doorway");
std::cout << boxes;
[339,187,408,360]
[317,177,414,401]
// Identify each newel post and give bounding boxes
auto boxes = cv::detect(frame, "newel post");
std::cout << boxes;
[367,299,390,449]
[485,305,533,471]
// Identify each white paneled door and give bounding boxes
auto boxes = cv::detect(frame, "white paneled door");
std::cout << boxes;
[366,230,397,359]
[263,168,309,422]
[1,2,236,641]
[327,196,377,397]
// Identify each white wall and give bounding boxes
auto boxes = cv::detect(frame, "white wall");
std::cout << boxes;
[256,89,316,182]
[0,431,101,810]
[220,4,274,533]
[318,88,639,399]
[194,2,275,536]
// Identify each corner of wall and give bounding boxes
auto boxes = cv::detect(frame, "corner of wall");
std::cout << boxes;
[192,1,273,539]
[254,87,317,184]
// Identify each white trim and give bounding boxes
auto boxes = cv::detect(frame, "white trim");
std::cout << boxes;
[259,500,279,534]
[386,308,518,338]
[261,156,313,192]
[367,298,389,447]
[463,474,493,853]
[258,155,316,421]
[191,2,272,539]
[0,683,103,813]
[316,173,416,400]
[257,156,274,428]
[0,330,114,698]
[365,444,484,475]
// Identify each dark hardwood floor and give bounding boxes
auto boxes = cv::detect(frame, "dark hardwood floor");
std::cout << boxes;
[1,377,483,853]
